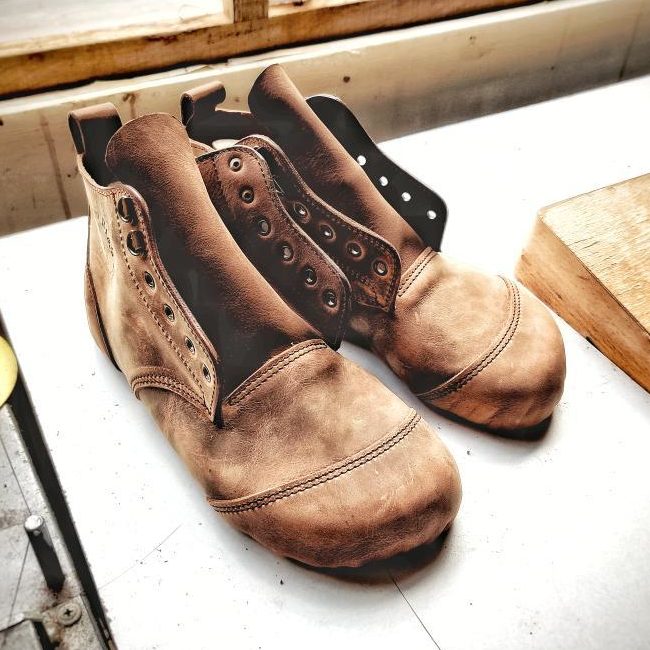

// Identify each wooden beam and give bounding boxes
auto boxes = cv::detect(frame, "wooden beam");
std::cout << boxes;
[0,0,528,97]
[224,0,269,23]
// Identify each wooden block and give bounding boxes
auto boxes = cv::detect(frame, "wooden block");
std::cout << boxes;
[223,0,269,22]
[516,174,650,392]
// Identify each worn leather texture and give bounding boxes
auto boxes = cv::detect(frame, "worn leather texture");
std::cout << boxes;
[183,64,566,431]
[70,105,462,567]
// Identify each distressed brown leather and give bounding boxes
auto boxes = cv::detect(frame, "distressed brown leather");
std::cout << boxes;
[182,65,566,431]
[69,104,461,567]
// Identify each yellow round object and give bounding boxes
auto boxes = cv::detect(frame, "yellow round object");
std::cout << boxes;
[0,336,18,407]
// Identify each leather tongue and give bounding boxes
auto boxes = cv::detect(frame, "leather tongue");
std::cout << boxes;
[105,113,316,392]
[248,64,425,269]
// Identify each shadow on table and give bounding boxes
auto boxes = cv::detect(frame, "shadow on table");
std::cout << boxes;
[292,527,451,586]
[429,405,553,442]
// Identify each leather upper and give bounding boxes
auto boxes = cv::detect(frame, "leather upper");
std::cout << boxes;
[71,105,462,566]
[182,64,567,431]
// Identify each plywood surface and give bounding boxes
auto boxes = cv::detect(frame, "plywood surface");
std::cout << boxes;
[0,71,650,650]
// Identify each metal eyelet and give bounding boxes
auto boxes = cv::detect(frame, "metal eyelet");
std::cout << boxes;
[144,271,155,289]
[302,266,317,286]
[320,224,335,240]
[373,260,388,276]
[323,290,337,308]
[257,218,271,236]
[346,242,362,258]
[293,202,309,223]
[185,336,196,355]
[202,364,212,383]
[427,209,437,220]
[379,176,388,187]
[163,304,175,322]
[240,188,254,203]
[117,196,136,223]
[126,230,146,257]
[401,192,412,202]
[357,155,366,166]
[280,244,294,262]
[229,157,242,171]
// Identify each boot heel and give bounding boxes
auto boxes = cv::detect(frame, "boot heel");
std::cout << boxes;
[84,267,119,370]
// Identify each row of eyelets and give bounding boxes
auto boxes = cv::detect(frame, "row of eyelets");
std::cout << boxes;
[280,243,293,262]
[241,187,254,203]
[314,214,389,278]
[257,218,271,236]
[118,195,212,386]
[355,153,438,220]
[320,224,334,240]
[347,242,362,258]
[303,267,317,285]
[373,260,388,276]
[228,160,342,308]
[323,290,337,308]
[126,230,146,256]
[293,202,310,223]
[117,196,136,224]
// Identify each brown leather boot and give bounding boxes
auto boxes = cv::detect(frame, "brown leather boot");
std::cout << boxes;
[182,65,566,432]
[68,104,461,567]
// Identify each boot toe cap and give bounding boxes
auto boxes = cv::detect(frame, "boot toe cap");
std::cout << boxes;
[423,283,566,432]
[214,413,462,567]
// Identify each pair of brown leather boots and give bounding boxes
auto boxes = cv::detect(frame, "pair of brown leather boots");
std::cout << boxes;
[70,65,565,568]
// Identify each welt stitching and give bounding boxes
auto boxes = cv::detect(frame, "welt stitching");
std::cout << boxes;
[400,249,430,287]
[421,278,521,401]
[275,158,400,304]
[398,249,435,297]
[97,211,115,257]
[131,374,205,410]
[211,150,348,342]
[210,413,420,513]
[85,180,114,198]
[228,341,326,406]
[115,203,210,416]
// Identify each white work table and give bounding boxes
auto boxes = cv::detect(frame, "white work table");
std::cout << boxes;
[1,76,649,650]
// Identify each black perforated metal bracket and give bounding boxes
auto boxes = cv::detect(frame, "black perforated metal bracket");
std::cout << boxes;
[307,94,447,252]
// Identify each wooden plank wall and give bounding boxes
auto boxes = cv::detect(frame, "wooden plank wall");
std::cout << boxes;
[0,0,649,236]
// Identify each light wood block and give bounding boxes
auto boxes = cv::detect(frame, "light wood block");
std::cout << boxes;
[516,174,650,392]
